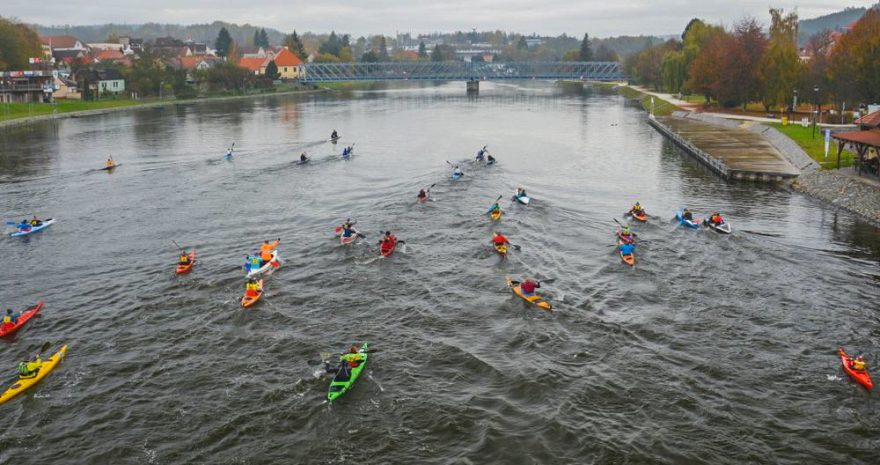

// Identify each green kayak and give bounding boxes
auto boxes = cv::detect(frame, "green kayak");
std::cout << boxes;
[327,342,369,402]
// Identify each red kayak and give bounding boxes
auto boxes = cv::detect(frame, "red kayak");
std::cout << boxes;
[175,250,196,274]
[0,301,44,337]
[380,239,397,257]
[616,230,635,244]
[839,347,873,390]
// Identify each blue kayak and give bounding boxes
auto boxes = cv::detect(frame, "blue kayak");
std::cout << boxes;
[675,210,701,229]
[451,172,463,181]
[10,218,55,237]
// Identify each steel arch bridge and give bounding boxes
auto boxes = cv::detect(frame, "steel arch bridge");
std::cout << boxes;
[298,61,623,83]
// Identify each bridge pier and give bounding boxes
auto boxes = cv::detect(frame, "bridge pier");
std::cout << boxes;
[466,79,479,94]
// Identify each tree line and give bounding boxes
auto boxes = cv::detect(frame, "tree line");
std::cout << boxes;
[625,8,880,111]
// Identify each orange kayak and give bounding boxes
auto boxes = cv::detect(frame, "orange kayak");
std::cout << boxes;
[241,279,263,308]
[839,347,873,390]
[176,250,196,274]
[619,248,635,266]
[632,211,647,222]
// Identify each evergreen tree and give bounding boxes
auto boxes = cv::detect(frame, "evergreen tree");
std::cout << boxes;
[579,33,593,61]
[259,29,269,47]
[517,36,528,51]
[377,36,389,61]
[319,31,343,56]
[265,60,279,79]
[215,27,232,57]
[432,44,443,62]
[418,41,428,59]
[284,30,307,58]
[253,30,260,47]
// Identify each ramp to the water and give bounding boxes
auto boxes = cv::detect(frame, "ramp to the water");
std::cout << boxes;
[649,115,800,181]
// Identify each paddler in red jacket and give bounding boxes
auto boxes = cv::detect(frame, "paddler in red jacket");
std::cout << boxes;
[493,232,510,247]
[380,231,397,249]
[260,238,280,262]
[520,278,541,296]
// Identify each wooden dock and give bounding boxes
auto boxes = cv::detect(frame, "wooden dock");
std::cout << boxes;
[648,115,800,181]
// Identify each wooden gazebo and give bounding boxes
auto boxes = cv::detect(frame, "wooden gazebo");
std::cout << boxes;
[832,129,880,176]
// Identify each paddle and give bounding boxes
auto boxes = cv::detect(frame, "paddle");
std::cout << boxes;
[171,240,185,253]
[308,348,381,365]
[487,194,503,213]
[6,341,52,383]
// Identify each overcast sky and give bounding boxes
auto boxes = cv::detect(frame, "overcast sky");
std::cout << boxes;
[6,0,877,37]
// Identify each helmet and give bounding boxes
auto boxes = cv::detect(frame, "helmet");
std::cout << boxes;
[350,346,359,353]
[385,231,391,236]
[622,227,630,234]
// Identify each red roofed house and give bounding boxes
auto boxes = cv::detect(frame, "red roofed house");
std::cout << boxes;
[94,49,125,63]
[41,35,88,51]
[238,56,271,75]
[854,109,880,129]
[272,48,304,79]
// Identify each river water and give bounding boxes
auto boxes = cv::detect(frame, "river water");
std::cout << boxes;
[1,82,879,464]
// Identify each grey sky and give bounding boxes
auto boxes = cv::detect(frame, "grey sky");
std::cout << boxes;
[6,0,877,37]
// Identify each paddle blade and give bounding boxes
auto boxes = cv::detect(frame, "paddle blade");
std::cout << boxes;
[39,341,51,354]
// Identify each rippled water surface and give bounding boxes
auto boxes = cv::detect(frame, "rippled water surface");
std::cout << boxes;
[1,82,879,464]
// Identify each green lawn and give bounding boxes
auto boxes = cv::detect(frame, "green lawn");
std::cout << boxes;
[615,86,680,116]
[769,122,856,169]
[0,100,145,122]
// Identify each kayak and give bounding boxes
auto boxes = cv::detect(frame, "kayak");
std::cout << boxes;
[10,218,55,237]
[618,242,636,266]
[328,342,369,402]
[494,242,508,255]
[839,347,873,390]
[490,209,502,221]
[100,164,121,171]
[506,278,551,311]
[675,210,701,229]
[486,159,496,166]
[630,210,647,222]
[245,250,280,278]
[241,279,263,308]
[380,239,397,257]
[513,193,530,205]
[175,250,196,274]
[340,233,358,245]
[297,157,310,165]
[0,344,68,406]
[417,194,429,203]
[451,172,463,181]
[0,301,44,338]
[704,220,732,234]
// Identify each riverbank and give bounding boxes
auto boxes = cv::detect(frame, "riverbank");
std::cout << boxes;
[0,86,326,129]
[792,170,880,227]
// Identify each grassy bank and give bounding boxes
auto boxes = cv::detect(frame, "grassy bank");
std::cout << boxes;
[0,100,144,122]
[617,86,680,116]
[769,123,856,169]
[317,81,393,91]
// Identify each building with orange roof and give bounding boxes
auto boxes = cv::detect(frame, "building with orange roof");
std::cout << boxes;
[238,56,270,75]
[272,48,304,79]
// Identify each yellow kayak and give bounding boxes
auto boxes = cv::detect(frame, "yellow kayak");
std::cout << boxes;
[506,278,552,311]
[490,209,502,221]
[0,344,68,406]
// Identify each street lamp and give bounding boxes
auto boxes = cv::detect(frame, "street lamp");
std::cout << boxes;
[792,89,798,116]
[812,85,820,139]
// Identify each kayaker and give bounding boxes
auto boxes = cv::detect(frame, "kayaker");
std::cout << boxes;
[245,254,262,272]
[476,146,487,161]
[341,223,359,239]
[487,203,502,215]
[342,146,351,157]
[106,157,114,168]
[417,189,428,201]
[851,355,867,371]
[29,216,42,226]
[340,345,364,368]
[178,252,191,265]
[618,226,636,242]
[682,209,694,221]
[245,277,261,297]
[300,153,308,162]
[17,219,30,231]
[331,130,338,139]
[17,354,43,379]
[226,148,233,158]
[708,212,725,225]
[2,309,18,331]
[515,187,527,198]
[619,242,635,256]
[379,231,397,249]
[492,232,510,247]
[520,278,541,297]
[260,239,280,262]
[629,202,644,215]
[487,154,496,164]
[452,166,463,178]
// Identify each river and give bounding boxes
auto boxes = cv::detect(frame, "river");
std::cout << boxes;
[1,81,878,464]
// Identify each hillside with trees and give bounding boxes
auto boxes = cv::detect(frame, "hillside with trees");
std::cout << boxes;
[798,4,875,44]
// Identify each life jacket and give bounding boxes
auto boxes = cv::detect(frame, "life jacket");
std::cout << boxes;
[632,205,642,212]
[2,315,11,324]
[250,256,262,267]
[853,359,866,371]
[179,255,189,264]
[493,234,507,245]
[342,228,355,238]
[712,215,723,224]
[106,160,114,167]
[340,352,362,367]
[520,280,537,295]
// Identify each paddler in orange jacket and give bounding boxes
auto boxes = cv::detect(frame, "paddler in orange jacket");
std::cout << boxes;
[260,238,280,262]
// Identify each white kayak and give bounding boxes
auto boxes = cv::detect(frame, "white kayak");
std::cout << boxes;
[10,218,56,237]
[245,250,280,277]
[513,193,530,205]
[705,221,732,234]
